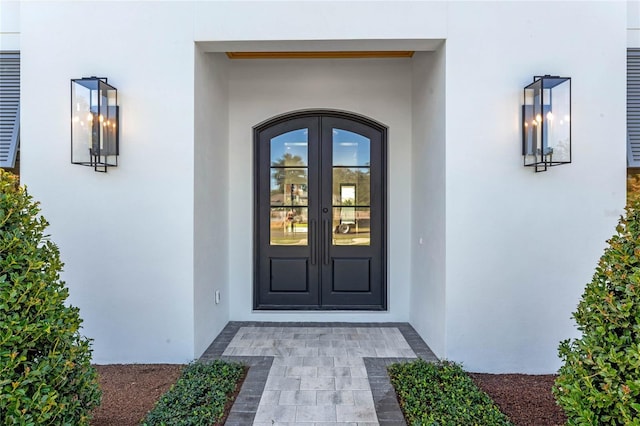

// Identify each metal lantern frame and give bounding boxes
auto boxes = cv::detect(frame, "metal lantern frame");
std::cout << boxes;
[71,77,119,172]
[522,75,571,172]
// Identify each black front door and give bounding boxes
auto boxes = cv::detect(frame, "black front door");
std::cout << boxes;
[254,111,386,310]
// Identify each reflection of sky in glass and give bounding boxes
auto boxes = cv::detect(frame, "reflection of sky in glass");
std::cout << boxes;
[271,128,308,166]
[333,129,370,167]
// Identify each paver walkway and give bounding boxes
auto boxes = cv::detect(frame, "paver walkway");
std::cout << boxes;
[200,322,437,426]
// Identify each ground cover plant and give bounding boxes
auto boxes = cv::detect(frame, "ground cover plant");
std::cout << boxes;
[554,198,640,425]
[142,360,246,426]
[0,169,101,424]
[388,359,513,426]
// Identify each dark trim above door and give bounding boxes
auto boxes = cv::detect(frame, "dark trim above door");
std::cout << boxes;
[253,109,387,310]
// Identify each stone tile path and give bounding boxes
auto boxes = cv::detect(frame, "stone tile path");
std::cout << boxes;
[200,322,437,426]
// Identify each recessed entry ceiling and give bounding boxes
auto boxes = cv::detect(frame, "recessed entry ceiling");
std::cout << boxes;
[225,51,415,59]
[197,39,444,55]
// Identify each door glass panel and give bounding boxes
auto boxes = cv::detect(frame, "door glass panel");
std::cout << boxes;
[332,168,370,206]
[332,207,370,246]
[270,129,309,246]
[332,128,370,246]
[270,169,308,206]
[332,129,370,167]
[271,129,308,166]
[270,207,308,245]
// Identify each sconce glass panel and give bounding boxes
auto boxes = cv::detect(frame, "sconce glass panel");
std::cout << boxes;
[522,76,571,172]
[71,77,118,172]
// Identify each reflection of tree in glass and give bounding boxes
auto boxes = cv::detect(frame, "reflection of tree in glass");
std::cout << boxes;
[271,153,308,206]
[271,152,305,168]
[333,168,370,206]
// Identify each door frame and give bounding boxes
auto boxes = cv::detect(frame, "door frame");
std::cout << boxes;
[253,109,388,310]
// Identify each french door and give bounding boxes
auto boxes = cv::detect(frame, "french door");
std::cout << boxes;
[254,111,386,310]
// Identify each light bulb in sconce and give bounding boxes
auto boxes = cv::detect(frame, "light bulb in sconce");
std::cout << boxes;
[87,113,94,122]
[535,114,542,123]
[546,111,554,121]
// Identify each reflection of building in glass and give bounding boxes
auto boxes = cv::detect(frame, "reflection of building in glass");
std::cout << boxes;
[289,183,308,206]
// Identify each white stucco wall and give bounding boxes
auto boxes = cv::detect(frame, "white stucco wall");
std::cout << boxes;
[444,2,626,373]
[630,0,640,47]
[20,2,196,363]
[194,51,230,357]
[17,1,627,371]
[410,47,447,359]
[0,1,20,51]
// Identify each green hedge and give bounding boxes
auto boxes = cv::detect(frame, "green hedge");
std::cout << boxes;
[554,198,640,425]
[0,169,101,425]
[142,360,246,426]
[388,359,513,426]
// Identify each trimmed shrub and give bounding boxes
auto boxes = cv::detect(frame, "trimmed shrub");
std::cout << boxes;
[0,169,101,424]
[554,199,640,425]
[142,360,246,426]
[388,359,513,426]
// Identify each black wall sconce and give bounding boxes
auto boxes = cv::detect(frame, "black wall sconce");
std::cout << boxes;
[522,75,571,172]
[71,77,119,172]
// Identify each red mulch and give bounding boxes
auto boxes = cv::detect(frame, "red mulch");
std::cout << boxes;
[91,364,183,426]
[91,365,567,426]
[471,373,567,426]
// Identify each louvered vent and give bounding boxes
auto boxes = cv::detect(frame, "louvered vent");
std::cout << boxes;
[0,52,19,169]
[629,49,640,167]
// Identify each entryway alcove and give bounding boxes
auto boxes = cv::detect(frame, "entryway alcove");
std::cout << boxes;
[194,40,446,359]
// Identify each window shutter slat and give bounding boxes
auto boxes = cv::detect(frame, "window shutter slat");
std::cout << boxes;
[0,51,19,168]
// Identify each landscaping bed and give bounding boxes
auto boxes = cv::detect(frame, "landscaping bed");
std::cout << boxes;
[91,364,183,426]
[92,363,567,425]
[91,362,246,426]
[470,373,566,426]
[388,360,513,425]
[142,361,246,426]
[388,359,567,426]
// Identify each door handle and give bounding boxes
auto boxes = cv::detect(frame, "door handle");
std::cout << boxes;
[323,219,330,265]
[310,220,316,265]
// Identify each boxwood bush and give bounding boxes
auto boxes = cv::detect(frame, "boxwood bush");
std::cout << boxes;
[0,169,101,424]
[554,199,640,425]
[388,359,513,426]
[142,360,246,426]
